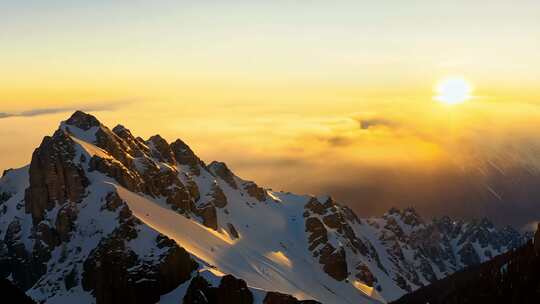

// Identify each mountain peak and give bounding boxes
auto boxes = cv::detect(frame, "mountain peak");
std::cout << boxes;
[170,138,206,175]
[208,161,238,189]
[0,111,529,304]
[148,134,175,164]
[65,110,101,130]
[112,124,129,134]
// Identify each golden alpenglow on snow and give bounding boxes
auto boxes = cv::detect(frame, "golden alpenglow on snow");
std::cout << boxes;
[0,1,539,304]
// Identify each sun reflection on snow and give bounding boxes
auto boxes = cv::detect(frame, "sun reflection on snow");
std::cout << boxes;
[266,251,293,268]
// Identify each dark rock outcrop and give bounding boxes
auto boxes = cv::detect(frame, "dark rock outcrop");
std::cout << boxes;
[55,202,78,242]
[148,135,176,165]
[2,219,50,290]
[534,223,540,254]
[112,125,151,157]
[355,263,377,287]
[263,292,321,304]
[227,223,239,239]
[82,216,197,304]
[304,197,378,282]
[319,244,348,281]
[199,204,218,230]
[0,278,36,304]
[0,191,11,204]
[170,139,206,175]
[25,130,89,224]
[305,217,328,251]
[183,274,253,304]
[209,183,228,208]
[305,216,348,281]
[8,129,90,290]
[89,156,140,192]
[217,274,253,304]
[208,161,238,189]
[65,110,101,130]
[243,181,266,202]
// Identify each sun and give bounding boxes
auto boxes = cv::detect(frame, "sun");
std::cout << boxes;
[434,77,473,105]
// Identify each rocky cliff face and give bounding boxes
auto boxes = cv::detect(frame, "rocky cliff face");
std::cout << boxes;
[25,129,89,224]
[0,111,528,304]
[301,198,527,299]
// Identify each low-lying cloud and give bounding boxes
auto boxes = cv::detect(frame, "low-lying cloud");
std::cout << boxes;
[0,99,136,119]
[356,117,398,130]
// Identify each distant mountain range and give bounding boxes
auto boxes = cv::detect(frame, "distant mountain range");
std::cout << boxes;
[392,226,540,304]
[0,111,528,303]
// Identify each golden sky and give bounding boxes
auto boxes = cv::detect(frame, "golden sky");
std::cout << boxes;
[1,1,540,226]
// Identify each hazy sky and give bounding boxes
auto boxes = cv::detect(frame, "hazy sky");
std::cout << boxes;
[1,1,540,228]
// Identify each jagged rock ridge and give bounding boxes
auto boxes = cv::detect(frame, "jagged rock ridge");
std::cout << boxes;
[0,111,527,304]
[392,224,540,304]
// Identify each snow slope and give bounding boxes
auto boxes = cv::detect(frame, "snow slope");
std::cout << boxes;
[115,185,382,303]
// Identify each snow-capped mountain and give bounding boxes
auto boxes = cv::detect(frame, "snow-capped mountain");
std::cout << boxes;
[0,111,526,304]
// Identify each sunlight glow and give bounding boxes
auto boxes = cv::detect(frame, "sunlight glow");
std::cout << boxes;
[352,280,386,303]
[266,251,293,268]
[435,77,473,105]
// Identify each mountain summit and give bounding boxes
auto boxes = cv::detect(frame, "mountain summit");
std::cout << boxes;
[0,111,526,304]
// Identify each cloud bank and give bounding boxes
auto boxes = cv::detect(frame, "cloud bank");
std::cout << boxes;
[0,99,136,119]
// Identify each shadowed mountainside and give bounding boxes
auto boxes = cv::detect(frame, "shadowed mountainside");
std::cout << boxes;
[392,225,540,304]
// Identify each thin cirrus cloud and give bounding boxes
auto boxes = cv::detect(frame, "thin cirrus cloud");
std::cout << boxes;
[0,99,137,119]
